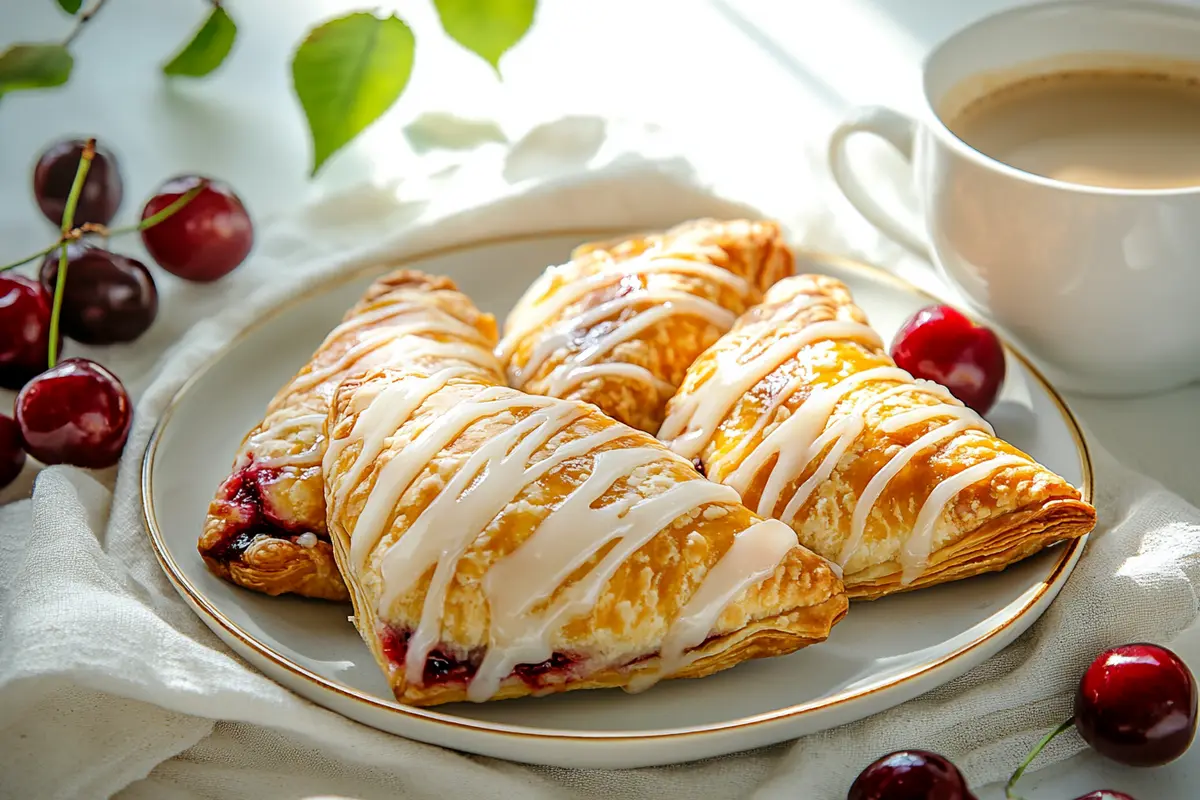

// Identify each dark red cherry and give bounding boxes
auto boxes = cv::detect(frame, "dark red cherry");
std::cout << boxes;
[890,305,1006,414]
[0,274,59,390]
[33,139,123,227]
[140,175,253,282]
[1072,792,1136,799]
[39,244,158,344]
[848,750,977,800]
[0,414,26,488]
[1075,643,1198,767]
[15,357,131,469]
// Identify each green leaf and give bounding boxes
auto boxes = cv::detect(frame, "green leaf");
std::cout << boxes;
[433,0,535,73]
[292,13,415,176]
[163,6,237,77]
[0,44,73,94]
[57,0,83,14]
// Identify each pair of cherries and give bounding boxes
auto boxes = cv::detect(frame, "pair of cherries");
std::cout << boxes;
[849,643,1197,799]
[1,139,255,485]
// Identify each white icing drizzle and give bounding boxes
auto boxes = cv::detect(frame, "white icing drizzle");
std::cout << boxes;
[346,386,527,570]
[296,532,319,548]
[514,290,735,395]
[331,370,792,701]
[498,253,753,397]
[391,403,613,684]
[291,314,495,396]
[471,451,740,701]
[528,297,733,398]
[727,366,910,511]
[660,301,1029,585]
[626,518,798,693]
[839,416,980,567]
[249,413,328,445]
[499,254,753,363]
[323,366,480,523]
[334,302,488,344]
[775,381,919,524]
[660,320,885,459]
[881,401,993,436]
[546,363,676,398]
[240,413,327,469]
[520,290,729,381]
[901,455,1025,583]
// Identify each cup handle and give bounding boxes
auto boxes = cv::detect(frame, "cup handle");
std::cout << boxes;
[828,106,930,259]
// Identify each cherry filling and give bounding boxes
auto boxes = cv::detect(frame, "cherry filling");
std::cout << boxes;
[203,465,319,563]
[379,627,582,690]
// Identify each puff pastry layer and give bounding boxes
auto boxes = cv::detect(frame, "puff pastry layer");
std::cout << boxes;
[323,285,846,706]
[497,219,794,433]
[660,274,1096,599]
[197,270,502,600]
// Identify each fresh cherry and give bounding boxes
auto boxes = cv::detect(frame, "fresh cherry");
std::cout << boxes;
[1075,643,1197,767]
[15,357,131,469]
[0,414,26,488]
[890,305,1006,414]
[39,244,158,344]
[140,175,253,282]
[33,139,123,227]
[1072,792,1136,799]
[0,274,59,390]
[848,750,978,800]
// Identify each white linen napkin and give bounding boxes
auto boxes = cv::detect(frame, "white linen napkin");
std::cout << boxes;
[1,116,1198,800]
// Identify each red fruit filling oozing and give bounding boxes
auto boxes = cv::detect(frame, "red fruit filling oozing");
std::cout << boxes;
[204,465,319,563]
[379,626,581,691]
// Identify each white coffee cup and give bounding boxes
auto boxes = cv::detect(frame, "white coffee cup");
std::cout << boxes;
[829,0,1200,397]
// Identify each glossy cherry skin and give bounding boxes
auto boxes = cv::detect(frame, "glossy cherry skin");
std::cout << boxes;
[140,175,253,282]
[33,139,123,227]
[15,358,131,469]
[890,305,1006,414]
[848,750,978,800]
[1072,792,1136,799]
[0,414,26,488]
[0,274,59,390]
[39,244,158,344]
[1075,643,1198,767]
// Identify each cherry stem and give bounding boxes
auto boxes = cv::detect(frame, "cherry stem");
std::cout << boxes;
[127,182,206,233]
[0,242,63,274]
[63,0,110,47]
[1005,717,1075,800]
[0,185,201,275]
[47,138,96,368]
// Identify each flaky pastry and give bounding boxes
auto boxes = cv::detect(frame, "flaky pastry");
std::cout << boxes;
[660,275,1096,599]
[497,219,794,433]
[197,270,502,600]
[322,282,846,705]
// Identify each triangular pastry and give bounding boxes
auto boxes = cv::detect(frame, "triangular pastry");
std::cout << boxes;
[497,219,794,433]
[322,284,846,705]
[659,274,1096,599]
[198,270,502,600]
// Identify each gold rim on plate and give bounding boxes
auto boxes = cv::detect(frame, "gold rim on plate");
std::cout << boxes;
[141,226,1093,743]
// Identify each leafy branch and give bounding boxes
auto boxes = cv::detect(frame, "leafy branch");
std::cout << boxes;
[0,0,536,175]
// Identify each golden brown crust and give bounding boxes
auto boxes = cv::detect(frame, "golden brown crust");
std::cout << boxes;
[197,269,501,601]
[402,594,849,705]
[324,362,845,707]
[847,496,1094,599]
[664,274,1097,597]
[499,219,794,433]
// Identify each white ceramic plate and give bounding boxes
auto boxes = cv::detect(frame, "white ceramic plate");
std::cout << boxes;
[143,229,1092,769]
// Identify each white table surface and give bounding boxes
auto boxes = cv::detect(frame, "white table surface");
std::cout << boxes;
[2,0,1197,797]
